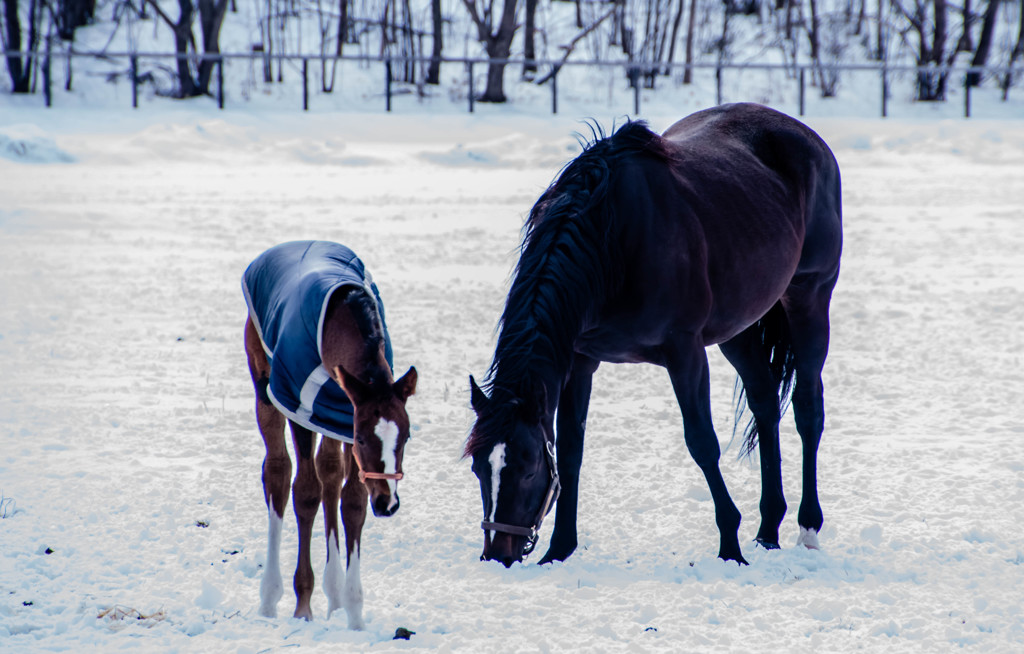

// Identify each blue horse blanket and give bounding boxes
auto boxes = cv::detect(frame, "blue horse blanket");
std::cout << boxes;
[242,241,393,443]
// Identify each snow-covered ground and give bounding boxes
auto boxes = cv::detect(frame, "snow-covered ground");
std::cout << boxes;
[1,101,1023,652]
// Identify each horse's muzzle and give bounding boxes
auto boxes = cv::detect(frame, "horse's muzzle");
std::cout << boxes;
[481,532,525,567]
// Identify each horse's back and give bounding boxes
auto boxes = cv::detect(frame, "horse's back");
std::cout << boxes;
[662,103,842,287]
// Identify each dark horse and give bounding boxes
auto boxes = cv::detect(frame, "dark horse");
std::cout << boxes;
[466,103,842,567]
[243,241,417,627]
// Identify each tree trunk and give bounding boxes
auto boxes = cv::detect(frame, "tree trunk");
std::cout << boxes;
[523,0,538,78]
[173,0,197,97]
[1004,0,1024,97]
[196,0,229,93]
[683,0,697,83]
[426,0,442,83]
[966,0,1000,86]
[337,0,349,56]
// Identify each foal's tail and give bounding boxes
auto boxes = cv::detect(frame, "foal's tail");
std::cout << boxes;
[734,302,796,456]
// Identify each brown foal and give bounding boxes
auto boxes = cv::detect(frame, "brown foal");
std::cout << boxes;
[244,286,416,628]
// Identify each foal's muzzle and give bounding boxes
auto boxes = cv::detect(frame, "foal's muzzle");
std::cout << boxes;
[362,470,403,517]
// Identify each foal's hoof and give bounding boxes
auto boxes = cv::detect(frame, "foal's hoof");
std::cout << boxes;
[796,527,820,550]
[754,537,781,551]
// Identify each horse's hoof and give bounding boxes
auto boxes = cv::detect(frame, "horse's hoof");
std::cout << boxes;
[754,537,781,551]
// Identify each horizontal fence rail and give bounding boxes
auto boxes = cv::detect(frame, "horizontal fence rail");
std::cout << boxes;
[3,49,1021,118]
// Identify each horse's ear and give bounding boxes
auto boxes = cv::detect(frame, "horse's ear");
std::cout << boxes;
[393,367,417,402]
[469,375,489,414]
[334,366,370,405]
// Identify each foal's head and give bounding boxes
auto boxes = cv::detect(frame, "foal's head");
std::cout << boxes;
[334,366,418,517]
[466,377,560,567]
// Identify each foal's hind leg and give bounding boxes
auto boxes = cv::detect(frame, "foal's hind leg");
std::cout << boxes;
[339,443,368,630]
[784,282,837,549]
[316,437,346,619]
[289,421,322,620]
[245,317,291,618]
[720,326,786,550]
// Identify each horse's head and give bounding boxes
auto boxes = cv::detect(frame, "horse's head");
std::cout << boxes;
[467,376,560,567]
[335,366,418,517]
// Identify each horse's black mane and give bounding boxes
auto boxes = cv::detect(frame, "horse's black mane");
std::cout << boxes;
[466,120,671,457]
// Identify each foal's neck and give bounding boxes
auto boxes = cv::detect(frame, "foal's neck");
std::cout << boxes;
[321,287,391,386]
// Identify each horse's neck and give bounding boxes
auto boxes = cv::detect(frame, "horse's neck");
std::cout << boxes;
[321,290,391,384]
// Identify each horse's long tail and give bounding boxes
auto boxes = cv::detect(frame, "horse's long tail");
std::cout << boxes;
[734,302,796,456]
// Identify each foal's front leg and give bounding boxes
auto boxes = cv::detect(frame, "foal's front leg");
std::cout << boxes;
[289,422,322,620]
[340,443,369,630]
[317,437,346,619]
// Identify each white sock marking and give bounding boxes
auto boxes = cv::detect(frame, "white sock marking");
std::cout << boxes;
[797,526,821,550]
[488,443,506,524]
[259,507,284,618]
[323,529,344,619]
[343,546,365,630]
[376,418,401,509]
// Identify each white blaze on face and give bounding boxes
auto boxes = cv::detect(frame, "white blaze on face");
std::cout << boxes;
[375,418,401,507]
[488,443,507,524]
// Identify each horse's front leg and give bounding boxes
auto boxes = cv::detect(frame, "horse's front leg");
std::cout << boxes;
[665,339,747,565]
[317,437,346,619]
[340,443,368,630]
[540,354,599,565]
[289,422,322,620]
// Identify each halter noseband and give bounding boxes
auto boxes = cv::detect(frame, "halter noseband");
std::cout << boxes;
[359,470,404,483]
[481,438,561,556]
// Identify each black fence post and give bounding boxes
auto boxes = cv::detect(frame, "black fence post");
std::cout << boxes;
[217,57,224,109]
[964,73,971,118]
[302,58,309,111]
[43,51,52,107]
[386,58,393,112]
[551,70,558,114]
[799,67,805,116]
[633,67,641,116]
[881,66,888,118]
[130,56,138,108]
[716,65,722,105]
[467,62,474,113]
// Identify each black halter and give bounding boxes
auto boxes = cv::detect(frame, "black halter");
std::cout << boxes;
[481,438,561,555]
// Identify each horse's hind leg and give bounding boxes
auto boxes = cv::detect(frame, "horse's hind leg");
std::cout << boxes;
[784,280,837,549]
[665,338,746,564]
[289,421,322,620]
[720,323,787,550]
[245,317,291,618]
[316,436,345,619]
[340,443,368,629]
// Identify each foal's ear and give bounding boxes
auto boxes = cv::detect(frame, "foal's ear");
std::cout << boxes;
[469,375,489,414]
[334,366,370,405]
[393,367,418,402]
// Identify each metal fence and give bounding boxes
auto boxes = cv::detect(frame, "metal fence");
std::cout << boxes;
[3,49,1021,118]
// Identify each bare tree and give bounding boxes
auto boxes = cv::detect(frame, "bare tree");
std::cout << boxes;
[3,0,42,93]
[461,0,518,102]
[145,0,230,97]
[893,0,954,100]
